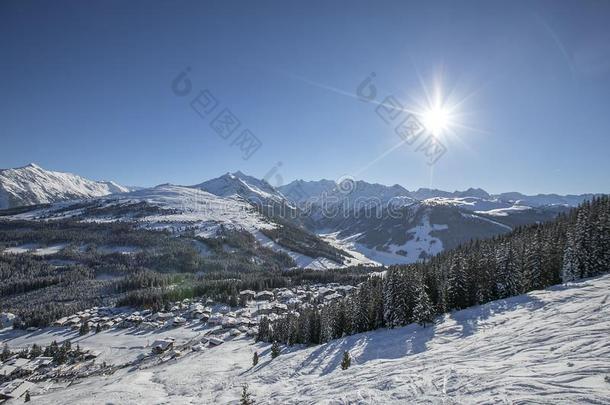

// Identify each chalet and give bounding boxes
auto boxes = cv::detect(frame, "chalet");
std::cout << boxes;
[151,338,175,354]
[271,303,288,314]
[255,291,274,301]
[207,314,224,325]
[172,317,187,327]
[324,292,343,302]
[8,358,29,369]
[254,304,272,316]
[239,290,256,302]
[208,337,224,346]
[0,379,35,401]
[152,312,174,321]
[0,364,16,378]
[221,317,238,329]
[318,287,336,297]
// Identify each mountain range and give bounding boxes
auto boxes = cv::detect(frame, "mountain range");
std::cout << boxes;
[0,164,600,267]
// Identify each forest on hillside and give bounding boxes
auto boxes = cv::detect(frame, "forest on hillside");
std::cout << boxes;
[259,196,610,345]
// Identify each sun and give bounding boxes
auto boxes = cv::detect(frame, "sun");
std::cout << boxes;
[421,104,452,136]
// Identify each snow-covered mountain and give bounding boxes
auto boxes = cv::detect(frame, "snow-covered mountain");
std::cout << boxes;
[6,183,361,269]
[1,166,598,267]
[279,179,417,214]
[0,163,130,209]
[194,171,290,207]
[277,178,581,265]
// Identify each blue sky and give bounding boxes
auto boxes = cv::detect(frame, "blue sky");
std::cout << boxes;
[1,0,609,194]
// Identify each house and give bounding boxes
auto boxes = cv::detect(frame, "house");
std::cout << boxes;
[221,317,238,329]
[255,291,274,301]
[271,303,288,314]
[8,358,29,369]
[324,292,343,302]
[172,317,187,327]
[208,337,224,346]
[254,304,272,316]
[83,350,101,360]
[0,379,35,401]
[0,364,16,377]
[152,312,174,322]
[318,287,336,297]
[151,338,175,354]
[336,285,357,296]
[53,317,69,327]
[239,290,256,302]
[207,314,224,325]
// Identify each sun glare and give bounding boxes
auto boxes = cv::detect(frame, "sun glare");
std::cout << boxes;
[422,105,452,136]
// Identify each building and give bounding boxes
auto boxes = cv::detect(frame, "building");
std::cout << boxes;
[0,379,35,401]
[239,290,256,302]
[151,338,175,354]
[255,291,274,301]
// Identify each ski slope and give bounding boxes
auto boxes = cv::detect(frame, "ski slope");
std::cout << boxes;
[8,273,609,404]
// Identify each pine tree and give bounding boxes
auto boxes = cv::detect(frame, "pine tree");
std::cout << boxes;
[240,384,255,405]
[562,231,578,283]
[24,391,31,402]
[257,317,270,342]
[95,323,102,334]
[0,344,10,362]
[413,285,434,327]
[341,351,351,370]
[447,255,469,310]
[271,341,280,359]
[79,322,90,336]
[252,351,259,367]
[29,344,42,359]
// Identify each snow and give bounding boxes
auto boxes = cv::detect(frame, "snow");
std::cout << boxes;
[461,212,513,231]
[0,163,129,209]
[320,232,382,267]
[385,212,447,262]
[474,205,532,217]
[7,184,277,238]
[7,274,610,404]
[3,243,66,256]
[321,211,448,266]
[254,231,344,270]
[194,171,292,208]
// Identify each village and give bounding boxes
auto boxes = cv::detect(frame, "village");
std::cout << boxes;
[0,282,357,402]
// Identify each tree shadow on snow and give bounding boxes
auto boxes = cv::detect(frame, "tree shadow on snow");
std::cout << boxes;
[449,294,545,339]
[294,323,436,376]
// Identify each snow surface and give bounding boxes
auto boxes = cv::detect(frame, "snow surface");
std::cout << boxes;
[0,163,130,209]
[474,205,533,217]
[194,171,293,208]
[6,274,610,404]
[3,243,67,256]
[321,211,447,266]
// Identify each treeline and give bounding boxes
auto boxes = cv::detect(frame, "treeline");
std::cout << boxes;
[260,219,349,264]
[0,221,300,327]
[259,196,610,345]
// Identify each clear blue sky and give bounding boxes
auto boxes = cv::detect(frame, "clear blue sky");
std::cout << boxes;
[1,0,609,194]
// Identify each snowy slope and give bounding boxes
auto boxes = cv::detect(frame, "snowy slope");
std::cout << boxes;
[8,184,276,237]
[12,274,610,404]
[194,171,292,207]
[4,184,357,267]
[0,163,130,209]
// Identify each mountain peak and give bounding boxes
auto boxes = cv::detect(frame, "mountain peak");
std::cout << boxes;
[0,164,129,209]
